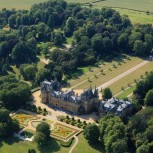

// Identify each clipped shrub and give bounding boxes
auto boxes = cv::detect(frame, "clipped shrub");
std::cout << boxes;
[59,137,74,147]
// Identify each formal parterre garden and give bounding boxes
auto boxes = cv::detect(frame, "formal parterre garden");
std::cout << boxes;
[52,123,79,141]
[12,111,81,142]
[31,120,80,141]
[12,111,39,128]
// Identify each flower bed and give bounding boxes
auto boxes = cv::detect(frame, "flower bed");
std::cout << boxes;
[12,112,39,127]
[52,123,79,141]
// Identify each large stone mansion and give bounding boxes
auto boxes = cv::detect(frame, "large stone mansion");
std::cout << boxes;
[41,80,133,116]
[41,80,99,114]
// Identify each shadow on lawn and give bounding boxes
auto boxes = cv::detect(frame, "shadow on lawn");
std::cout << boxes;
[2,136,20,145]
[0,139,3,148]
[39,138,60,153]
[88,140,105,153]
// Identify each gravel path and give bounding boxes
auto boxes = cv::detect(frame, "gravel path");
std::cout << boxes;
[31,91,98,123]
[68,136,79,153]
[40,58,49,64]
[96,60,149,91]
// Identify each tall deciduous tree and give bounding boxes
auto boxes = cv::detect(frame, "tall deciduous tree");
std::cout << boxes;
[83,123,100,144]
[144,90,153,106]
[102,88,112,100]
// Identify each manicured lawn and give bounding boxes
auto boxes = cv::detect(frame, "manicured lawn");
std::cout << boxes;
[109,61,153,96]
[69,54,128,86]
[117,85,136,99]
[0,137,70,153]
[72,56,143,89]
[73,133,105,153]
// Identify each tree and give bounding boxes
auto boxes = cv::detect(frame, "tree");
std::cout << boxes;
[20,64,38,80]
[0,79,31,110]
[36,122,50,140]
[34,132,47,148]
[136,145,149,153]
[83,123,100,144]
[0,108,19,138]
[111,139,128,153]
[118,33,129,51]
[53,32,64,46]
[86,23,95,38]
[102,88,112,100]
[34,68,52,86]
[66,17,76,32]
[12,41,36,65]
[133,40,145,56]
[103,37,112,53]
[8,15,16,28]
[91,34,103,53]
[144,90,153,106]
[28,149,36,153]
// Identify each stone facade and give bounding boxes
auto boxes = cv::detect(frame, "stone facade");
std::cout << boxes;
[41,80,99,114]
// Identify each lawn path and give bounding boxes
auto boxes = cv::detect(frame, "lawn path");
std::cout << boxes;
[97,60,149,90]
[68,136,79,153]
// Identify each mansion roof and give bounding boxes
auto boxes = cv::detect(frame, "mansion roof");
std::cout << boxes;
[100,97,132,116]
[41,80,99,104]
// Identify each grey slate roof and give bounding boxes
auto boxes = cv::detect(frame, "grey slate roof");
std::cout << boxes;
[100,97,132,115]
[41,80,98,104]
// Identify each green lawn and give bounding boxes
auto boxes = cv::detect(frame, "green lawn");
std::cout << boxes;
[73,133,105,153]
[0,137,71,153]
[109,61,153,96]
[0,0,48,10]
[92,0,153,12]
[69,55,128,86]
[117,85,136,99]
[72,56,143,89]
[0,133,103,153]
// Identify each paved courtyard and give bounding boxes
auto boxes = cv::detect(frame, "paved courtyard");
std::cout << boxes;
[31,90,99,123]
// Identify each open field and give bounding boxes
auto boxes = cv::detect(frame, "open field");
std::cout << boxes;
[71,56,144,89]
[109,61,153,96]
[0,0,48,10]
[90,0,153,12]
